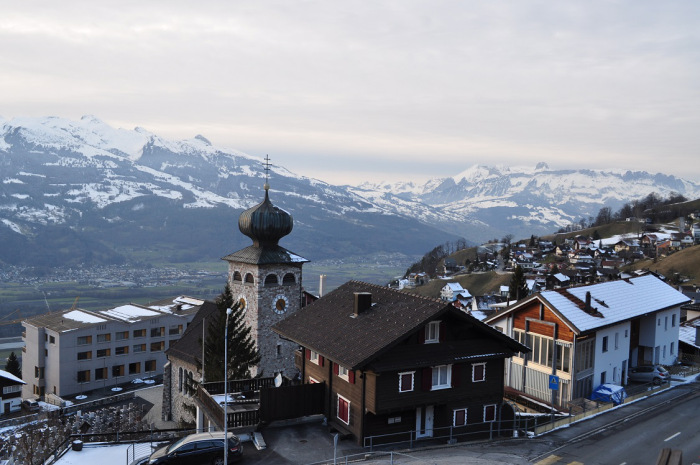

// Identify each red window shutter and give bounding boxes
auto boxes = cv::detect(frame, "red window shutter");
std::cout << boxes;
[418,327,426,344]
[305,349,311,360]
[422,367,432,391]
[452,363,460,388]
[333,363,339,375]
[349,370,355,384]
[319,356,325,367]
[439,321,446,342]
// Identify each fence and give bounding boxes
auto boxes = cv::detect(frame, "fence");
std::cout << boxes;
[362,420,510,452]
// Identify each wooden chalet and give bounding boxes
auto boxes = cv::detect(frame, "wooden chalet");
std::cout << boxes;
[272,281,528,445]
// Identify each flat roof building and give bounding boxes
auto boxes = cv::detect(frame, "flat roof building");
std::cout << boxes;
[22,296,203,400]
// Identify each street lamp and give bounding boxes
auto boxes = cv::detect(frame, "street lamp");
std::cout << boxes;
[223,307,233,465]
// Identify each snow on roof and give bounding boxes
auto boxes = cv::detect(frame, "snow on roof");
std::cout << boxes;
[445,282,465,292]
[554,273,570,282]
[679,318,700,349]
[174,296,204,306]
[0,369,25,384]
[98,304,160,322]
[541,275,690,333]
[54,442,135,465]
[63,310,107,324]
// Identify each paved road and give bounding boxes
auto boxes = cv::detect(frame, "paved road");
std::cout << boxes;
[530,382,700,465]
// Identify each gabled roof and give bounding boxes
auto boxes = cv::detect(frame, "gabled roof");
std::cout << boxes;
[486,275,690,334]
[0,369,24,384]
[166,300,218,367]
[273,281,525,370]
[444,282,465,292]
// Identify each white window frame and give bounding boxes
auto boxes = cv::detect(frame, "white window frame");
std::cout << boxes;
[483,404,497,422]
[309,376,320,384]
[309,350,320,365]
[453,408,467,427]
[472,362,486,382]
[338,365,349,381]
[425,321,440,343]
[398,371,415,393]
[431,364,452,390]
[337,394,350,425]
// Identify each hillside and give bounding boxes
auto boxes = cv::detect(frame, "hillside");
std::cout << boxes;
[628,244,700,285]
[405,271,511,299]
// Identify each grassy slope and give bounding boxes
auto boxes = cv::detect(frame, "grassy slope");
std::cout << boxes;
[627,244,700,285]
[406,271,511,298]
[540,221,644,243]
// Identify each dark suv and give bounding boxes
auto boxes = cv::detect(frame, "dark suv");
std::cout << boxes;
[148,432,243,465]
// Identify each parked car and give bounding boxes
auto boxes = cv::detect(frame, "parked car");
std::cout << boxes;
[628,365,670,385]
[21,399,40,412]
[148,432,243,465]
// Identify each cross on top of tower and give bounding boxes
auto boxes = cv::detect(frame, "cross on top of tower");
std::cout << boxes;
[263,155,272,191]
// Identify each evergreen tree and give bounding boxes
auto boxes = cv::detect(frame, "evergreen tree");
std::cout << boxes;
[198,283,261,383]
[509,265,529,302]
[4,352,21,378]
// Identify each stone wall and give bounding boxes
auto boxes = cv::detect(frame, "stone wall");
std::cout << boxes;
[164,358,200,426]
[228,262,304,378]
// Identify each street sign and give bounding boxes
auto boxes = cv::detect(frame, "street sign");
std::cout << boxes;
[549,374,559,390]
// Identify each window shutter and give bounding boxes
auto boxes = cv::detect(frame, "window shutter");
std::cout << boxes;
[452,363,460,388]
[333,363,339,375]
[418,327,425,344]
[439,321,446,342]
[349,371,355,384]
[319,356,325,367]
[422,367,432,391]
[305,349,311,360]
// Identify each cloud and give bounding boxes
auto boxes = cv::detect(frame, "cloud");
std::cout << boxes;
[1,1,699,185]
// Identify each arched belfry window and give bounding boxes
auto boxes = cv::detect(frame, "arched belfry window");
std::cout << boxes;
[244,273,255,285]
[233,271,242,282]
[264,274,279,287]
[283,273,296,286]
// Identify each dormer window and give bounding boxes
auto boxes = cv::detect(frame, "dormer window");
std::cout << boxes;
[425,321,440,343]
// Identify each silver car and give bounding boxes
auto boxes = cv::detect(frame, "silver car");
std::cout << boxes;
[628,365,669,385]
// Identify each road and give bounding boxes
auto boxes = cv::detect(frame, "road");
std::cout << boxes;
[532,382,700,465]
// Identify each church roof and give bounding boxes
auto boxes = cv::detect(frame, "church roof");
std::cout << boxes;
[238,188,293,247]
[221,245,308,265]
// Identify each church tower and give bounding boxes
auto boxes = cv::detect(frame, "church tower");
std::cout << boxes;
[222,160,308,377]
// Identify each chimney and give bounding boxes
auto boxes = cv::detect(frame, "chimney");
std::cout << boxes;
[585,291,592,313]
[354,292,372,317]
[319,275,326,297]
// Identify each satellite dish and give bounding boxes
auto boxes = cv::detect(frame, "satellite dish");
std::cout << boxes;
[274,373,282,387]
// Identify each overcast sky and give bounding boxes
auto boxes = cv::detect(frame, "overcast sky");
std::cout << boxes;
[2,1,699,185]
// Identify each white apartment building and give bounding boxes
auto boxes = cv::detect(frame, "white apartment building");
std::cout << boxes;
[22,296,203,400]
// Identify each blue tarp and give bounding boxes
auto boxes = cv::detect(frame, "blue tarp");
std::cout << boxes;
[590,383,627,405]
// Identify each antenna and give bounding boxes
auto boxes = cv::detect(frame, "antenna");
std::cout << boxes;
[263,155,272,191]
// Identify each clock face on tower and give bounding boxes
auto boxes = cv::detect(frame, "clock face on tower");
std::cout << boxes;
[273,294,289,314]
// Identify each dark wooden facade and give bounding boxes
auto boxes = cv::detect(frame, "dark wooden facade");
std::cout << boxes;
[295,310,517,443]
[0,372,25,415]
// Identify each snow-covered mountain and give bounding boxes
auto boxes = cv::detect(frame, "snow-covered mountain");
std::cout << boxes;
[1,116,698,268]
[351,162,700,240]
[0,115,458,267]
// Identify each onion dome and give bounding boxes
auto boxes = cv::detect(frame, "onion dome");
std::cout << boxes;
[238,184,293,247]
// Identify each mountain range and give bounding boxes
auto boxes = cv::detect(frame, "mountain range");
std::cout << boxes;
[1,116,699,269]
